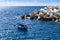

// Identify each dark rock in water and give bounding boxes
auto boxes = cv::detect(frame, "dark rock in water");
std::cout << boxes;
[30,16,35,19]
[26,14,31,17]
[41,17,52,21]
[34,16,38,19]
[21,15,25,19]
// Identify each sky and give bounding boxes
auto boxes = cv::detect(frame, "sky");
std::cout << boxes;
[0,0,60,6]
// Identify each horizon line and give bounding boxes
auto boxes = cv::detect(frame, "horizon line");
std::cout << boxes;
[0,2,60,6]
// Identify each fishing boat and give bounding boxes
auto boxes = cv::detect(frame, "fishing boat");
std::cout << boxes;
[17,23,28,31]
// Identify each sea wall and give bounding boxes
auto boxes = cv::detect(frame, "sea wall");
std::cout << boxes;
[21,6,60,23]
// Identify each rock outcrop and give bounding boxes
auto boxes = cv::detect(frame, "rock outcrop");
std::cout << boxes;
[21,6,60,23]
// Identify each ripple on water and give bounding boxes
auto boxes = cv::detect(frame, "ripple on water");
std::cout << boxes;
[0,6,60,40]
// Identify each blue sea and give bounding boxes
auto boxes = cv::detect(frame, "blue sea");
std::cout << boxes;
[0,6,60,40]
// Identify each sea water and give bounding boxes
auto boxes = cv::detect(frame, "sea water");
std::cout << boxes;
[0,6,60,40]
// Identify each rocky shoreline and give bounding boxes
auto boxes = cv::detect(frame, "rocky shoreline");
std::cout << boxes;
[21,6,60,23]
